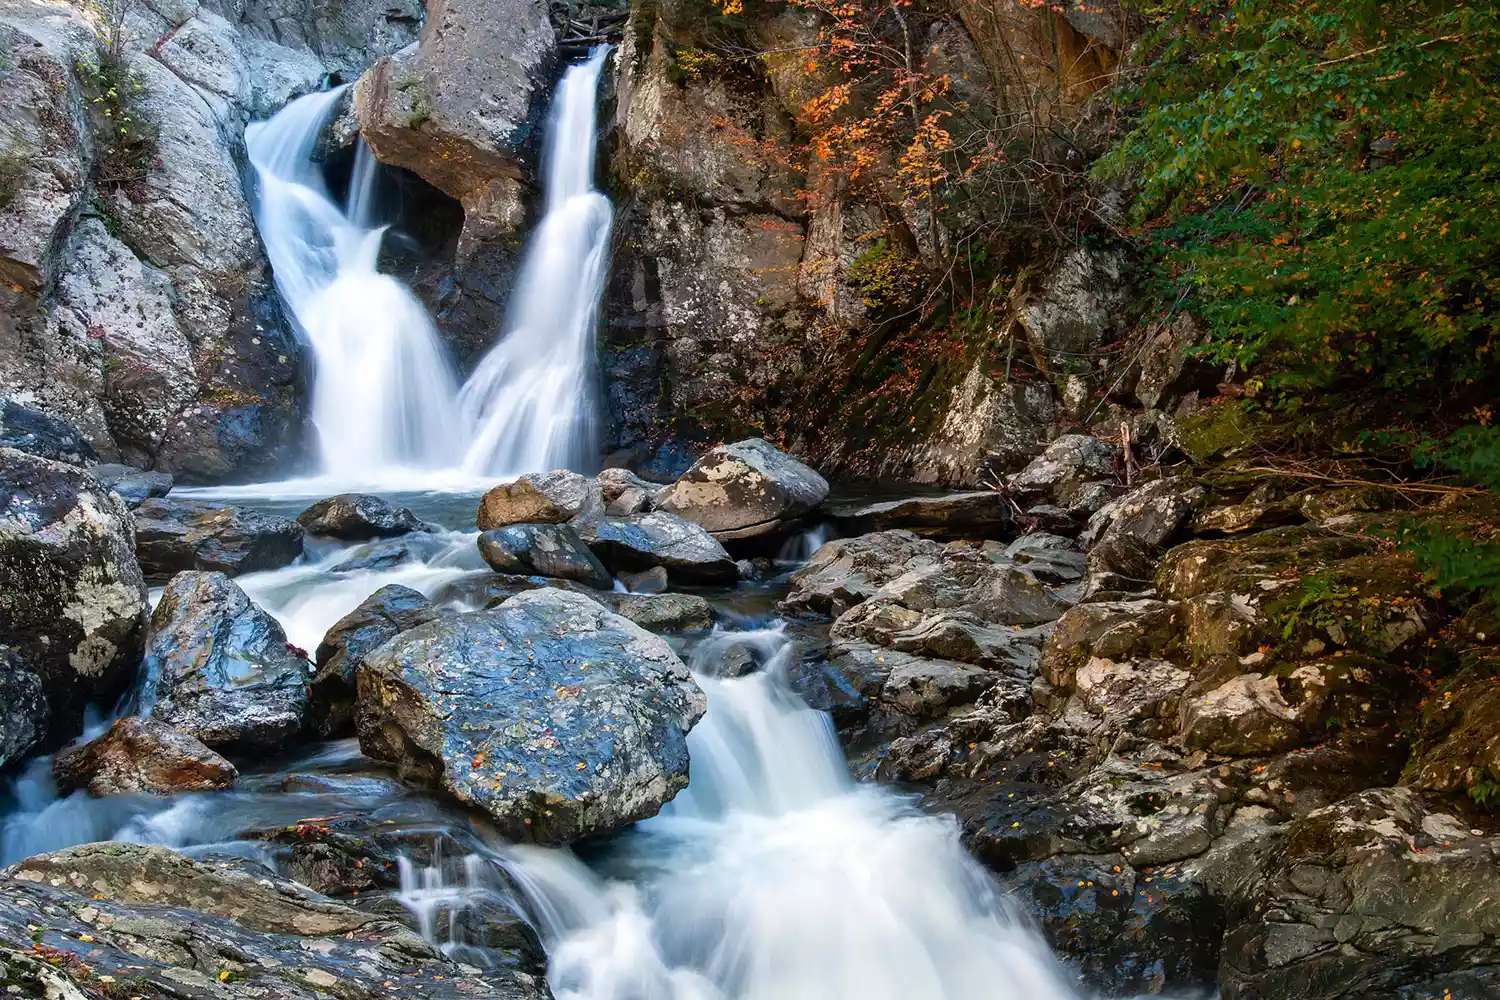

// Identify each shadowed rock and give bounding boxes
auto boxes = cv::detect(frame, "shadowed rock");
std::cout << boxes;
[298,493,425,540]
[133,497,304,580]
[311,584,439,739]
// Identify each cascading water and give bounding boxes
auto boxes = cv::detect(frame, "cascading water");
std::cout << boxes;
[246,89,463,479]
[459,47,614,477]
[501,629,1082,1000]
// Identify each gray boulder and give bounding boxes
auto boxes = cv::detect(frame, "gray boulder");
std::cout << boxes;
[656,438,829,538]
[311,584,439,739]
[597,592,714,633]
[478,523,613,588]
[133,497,304,580]
[477,469,603,530]
[297,493,425,540]
[53,716,237,796]
[0,449,147,757]
[145,571,310,751]
[1008,434,1120,497]
[1082,477,1208,595]
[89,463,173,507]
[784,529,947,615]
[580,512,738,583]
[0,648,45,771]
[356,588,706,843]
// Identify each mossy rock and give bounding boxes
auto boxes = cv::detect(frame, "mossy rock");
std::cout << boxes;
[1404,650,1500,800]
[1174,399,1289,464]
[1157,524,1377,602]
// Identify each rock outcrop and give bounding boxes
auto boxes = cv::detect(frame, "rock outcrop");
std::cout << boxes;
[144,571,311,751]
[356,588,706,843]
[0,449,147,761]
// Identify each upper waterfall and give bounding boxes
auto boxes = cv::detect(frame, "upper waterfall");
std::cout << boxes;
[243,49,614,489]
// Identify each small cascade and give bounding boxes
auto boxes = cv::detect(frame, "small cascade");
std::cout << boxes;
[500,628,1082,1000]
[459,47,614,477]
[246,90,463,479]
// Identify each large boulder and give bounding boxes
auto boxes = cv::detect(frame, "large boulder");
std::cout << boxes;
[133,497,304,580]
[52,716,237,796]
[478,523,613,588]
[1220,788,1500,1000]
[783,529,947,615]
[144,571,311,751]
[356,588,706,843]
[655,438,830,538]
[580,512,738,583]
[297,493,425,540]
[311,584,439,739]
[1008,434,1120,497]
[0,449,147,758]
[0,843,548,1000]
[477,469,602,530]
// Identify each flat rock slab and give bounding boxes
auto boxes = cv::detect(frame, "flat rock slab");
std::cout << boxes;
[356,588,706,844]
[134,497,304,580]
[826,491,1012,538]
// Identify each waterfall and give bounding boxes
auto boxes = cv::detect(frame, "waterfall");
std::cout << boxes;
[500,629,1082,1000]
[246,89,463,479]
[459,47,614,477]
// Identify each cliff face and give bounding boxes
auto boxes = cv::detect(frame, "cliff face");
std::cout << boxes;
[0,0,422,481]
[596,0,1159,485]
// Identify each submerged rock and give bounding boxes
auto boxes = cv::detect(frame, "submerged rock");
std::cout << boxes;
[298,492,425,540]
[332,530,454,572]
[0,843,549,1000]
[53,716,237,796]
[580,511,738,583]
[478,523,613,588]
[133,497,304,580]
[312,584,439,739]
[145,571,311,751]
[0,449,147,760]
[89,463,173,507]
[356,588,706,843]
[477,469,604,530]
[656,438,829,538]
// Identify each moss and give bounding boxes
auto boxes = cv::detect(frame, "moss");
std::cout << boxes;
[1175,399,1289,464]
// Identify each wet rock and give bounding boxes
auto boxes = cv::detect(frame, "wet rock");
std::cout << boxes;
[885,611,1046,674]
[597,467,663,503]
[882,654,998,719]
[356,588,707,843]
[0,842,548,1000]
[332,530,453,572]
[477,470,602,529]
[52,716,237,796]
[996,853,1224,997]
[297,493,425,540]
[145,571,311,751]
[133,497,304,580]
[656,437,829,538]
[872,548,1072,626]
[0,449,147,755]
[1008,434,1120,498]
[312,584,439,739]
[597,593,714,632]
[0,647,45,770]
[0,397,97,465]
[825,491,1012,539]
[783,530,947,615]
[1220,787,1500,1000]
[89,463,173,507]
[580,512,738,584]
[479,523,613,588]
[620,565,669,594]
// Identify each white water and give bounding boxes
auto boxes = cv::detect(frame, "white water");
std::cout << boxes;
[243,48,614,491]
[501,629,1081,1000]
[246,90,464,478]
[459,47,614,477]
